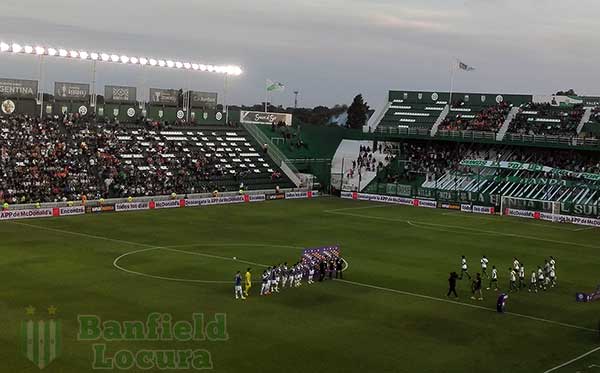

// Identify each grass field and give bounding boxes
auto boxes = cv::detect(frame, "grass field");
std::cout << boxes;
[1,197,599,373]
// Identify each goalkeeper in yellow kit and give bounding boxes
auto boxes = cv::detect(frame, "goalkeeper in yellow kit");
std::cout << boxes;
[244,268,252,297]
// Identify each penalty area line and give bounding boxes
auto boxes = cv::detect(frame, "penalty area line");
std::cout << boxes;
[337,279,597,334]
[542,346,600,373]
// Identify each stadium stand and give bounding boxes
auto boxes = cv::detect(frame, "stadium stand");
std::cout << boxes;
[438,101,511,132]
[375,91,448,135]
[0,115,292,204]
[507,102,584,136]
[362,139,600,205]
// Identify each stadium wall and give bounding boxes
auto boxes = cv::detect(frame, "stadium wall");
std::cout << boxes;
[0,190,319,221]
[340,191,600,228]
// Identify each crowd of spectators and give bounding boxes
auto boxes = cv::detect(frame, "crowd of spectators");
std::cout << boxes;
[0,115,284,205]
[438,102,511,132]
[375,140,600,185]
[270,121,306,150]
[509,103,584,136]
[345,144,391,180]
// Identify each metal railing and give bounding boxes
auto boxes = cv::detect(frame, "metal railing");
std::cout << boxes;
[436,130,496,141]
[374,126,430,137]
[241,123,302,185]
[4,187,305,211]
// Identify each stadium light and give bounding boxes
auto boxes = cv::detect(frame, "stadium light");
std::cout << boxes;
[0,40,243,75]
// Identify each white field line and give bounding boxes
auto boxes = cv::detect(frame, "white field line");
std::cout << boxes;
[326,210,600,249]
[113,247,269,284]
[407,220,491,236]
[338,279,597,333]
[542,346,600,373]
[439,212,580,231]
[573,226,597,232]
[12,220,597,333]
[323,204,394,213]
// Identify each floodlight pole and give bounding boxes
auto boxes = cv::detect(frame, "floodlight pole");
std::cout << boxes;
[224,73,229,124]
[91,59,97,114]
[38,55,44,119]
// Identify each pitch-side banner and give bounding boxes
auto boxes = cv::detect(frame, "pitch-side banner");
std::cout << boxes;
[190,91,217,108]
[54,82,90,100]
[59,206,85,216]
[0,208,53,220]
[115,202,150,211]
[105,85,137,102]
[186,195,246,207]
[285,191,317,199]
[240,111,292,126]
[0,78,38,98]
[149,88,178,105]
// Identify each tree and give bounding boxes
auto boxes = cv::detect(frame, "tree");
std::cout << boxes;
[555,89,577,96]
[346,94,369,129]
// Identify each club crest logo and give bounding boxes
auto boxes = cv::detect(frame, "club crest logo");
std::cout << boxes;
[20,305,62,369]
[1,99,15,114]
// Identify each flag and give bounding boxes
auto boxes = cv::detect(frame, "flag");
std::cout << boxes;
[458,61,475,71]
[266,79,285,92]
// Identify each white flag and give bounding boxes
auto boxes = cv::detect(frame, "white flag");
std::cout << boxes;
[458,60,475,71]
[266,79,285,92]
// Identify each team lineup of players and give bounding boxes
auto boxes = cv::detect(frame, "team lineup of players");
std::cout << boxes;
[448,255,558,300]
[234,255,345,299]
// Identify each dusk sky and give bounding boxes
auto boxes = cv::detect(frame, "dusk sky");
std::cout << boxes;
[0,0,598,109]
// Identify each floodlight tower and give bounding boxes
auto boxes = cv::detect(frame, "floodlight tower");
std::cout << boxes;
[0,39,244,119]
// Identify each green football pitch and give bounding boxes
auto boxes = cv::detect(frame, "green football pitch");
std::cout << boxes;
[1,197,599,372]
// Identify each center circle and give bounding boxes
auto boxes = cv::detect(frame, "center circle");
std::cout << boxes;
[113,243,303,284]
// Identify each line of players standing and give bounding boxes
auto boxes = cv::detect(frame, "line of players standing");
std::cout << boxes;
[259,258,344,296]
[448,255,558,300]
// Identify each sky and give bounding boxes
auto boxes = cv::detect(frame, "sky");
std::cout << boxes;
[0,0,598,109]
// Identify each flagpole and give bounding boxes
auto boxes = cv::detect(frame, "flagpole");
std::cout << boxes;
[265,80,268,113]
[448,60,456,109]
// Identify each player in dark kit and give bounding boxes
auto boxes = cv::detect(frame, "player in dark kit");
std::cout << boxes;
[471,273,483,300]
[447,272,459,298]
[336,257,344,279]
